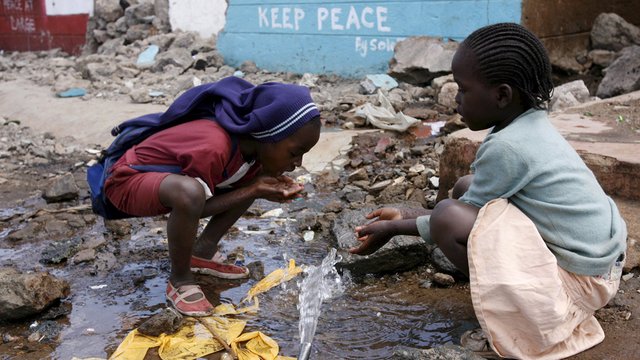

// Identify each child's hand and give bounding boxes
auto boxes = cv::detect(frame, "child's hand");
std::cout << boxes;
[252,176,304,202]
[350,220,397,255]
[364,207,403,222]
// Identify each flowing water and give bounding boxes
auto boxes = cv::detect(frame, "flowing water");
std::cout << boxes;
[0,198,478,359]
[297,248,346,359]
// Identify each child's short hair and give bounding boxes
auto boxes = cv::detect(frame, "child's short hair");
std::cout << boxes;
[463,22,554,110]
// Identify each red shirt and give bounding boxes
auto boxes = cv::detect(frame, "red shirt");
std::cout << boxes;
[117,119,260,193]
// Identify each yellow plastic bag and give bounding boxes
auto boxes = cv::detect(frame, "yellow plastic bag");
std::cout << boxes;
[243,259,302,303]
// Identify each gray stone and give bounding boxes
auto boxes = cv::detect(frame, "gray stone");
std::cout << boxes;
[42,172,79,203]
[0,268,70,321]
[138,308,183,337]
[432,247,460,274]
[94,0,124,23]
[153,0,171,33]
[85,62,118,80]
[596,45,640,98]
[125,3,155,26]
[550,80,591,112]
[588,49,619,68]
[389,36,458,85]
[332,207,431,276]
[152,48,194,72]
[433,272,456,287]
[40,237,81,264]
[591,13,640,52]
[391,344,485,360]
[437,82,458,109]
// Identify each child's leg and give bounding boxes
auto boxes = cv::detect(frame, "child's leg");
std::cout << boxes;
[430,198,479,276]
[452,174,474,199]
[192,199,254,259]
[158,174,206,287]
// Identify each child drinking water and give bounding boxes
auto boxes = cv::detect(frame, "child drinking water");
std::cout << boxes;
[352,23,626,359]
[104,77,321,316]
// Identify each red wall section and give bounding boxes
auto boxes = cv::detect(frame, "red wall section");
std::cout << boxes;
[0,0,88,55]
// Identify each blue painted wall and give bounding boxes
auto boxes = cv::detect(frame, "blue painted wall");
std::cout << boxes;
[218,0,522,77]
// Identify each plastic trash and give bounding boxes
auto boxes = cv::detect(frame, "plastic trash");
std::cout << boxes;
[111,260,303,360]
[354,91,420,132]
[233,70,245,78]
[56,88,86,98]
[136,45,159,68]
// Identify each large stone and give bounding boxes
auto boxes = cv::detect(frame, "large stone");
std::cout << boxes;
[152,48,194,72]
[94,0,124,23]
[332,207,431,276]
[0,268,70,321]
[389,37,458,86]
[550,80,591,112]
[42,172,80,203]
[596,45,640,99]
[591,13,640,52]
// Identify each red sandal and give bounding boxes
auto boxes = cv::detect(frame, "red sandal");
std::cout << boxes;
[166,282,213,317]
[190,252,250,279]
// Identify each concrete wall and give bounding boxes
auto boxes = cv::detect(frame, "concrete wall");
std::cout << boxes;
[0,0,91,54]
[168,0,226,39]
[216,0,522,77]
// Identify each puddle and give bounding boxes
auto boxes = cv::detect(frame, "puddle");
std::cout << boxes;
[0,199,477,359]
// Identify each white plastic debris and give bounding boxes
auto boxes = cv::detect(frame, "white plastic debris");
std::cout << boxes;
[354,91,420,132]
[260,208,284,218]
[302,230,315,242]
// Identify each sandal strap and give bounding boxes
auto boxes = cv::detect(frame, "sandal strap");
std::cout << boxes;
[168,284,206,305]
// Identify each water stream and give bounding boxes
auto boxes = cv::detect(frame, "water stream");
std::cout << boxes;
[297,248,347,359]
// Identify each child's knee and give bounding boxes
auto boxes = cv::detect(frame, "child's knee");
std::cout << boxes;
[160,176,206,213]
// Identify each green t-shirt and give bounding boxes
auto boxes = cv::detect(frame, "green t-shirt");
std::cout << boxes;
[434,109,626,276]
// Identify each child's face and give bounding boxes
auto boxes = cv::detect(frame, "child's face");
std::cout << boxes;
[258,120,321,176]
[451,45,503,131]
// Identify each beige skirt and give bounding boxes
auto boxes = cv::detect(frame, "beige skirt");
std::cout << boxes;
[467,199,623,360]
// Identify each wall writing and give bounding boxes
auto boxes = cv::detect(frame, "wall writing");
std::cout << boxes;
[217,0,523,77]
[3,0,37,33]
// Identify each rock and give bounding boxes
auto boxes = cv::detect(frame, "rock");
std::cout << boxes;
[550,80,591,112]
[433,272,455,287]
[624,237,639,272]
[42,172,79,203]
[0,268,70,321]
[124,3,155,26]
[152,48,194,72]
[432,247,459,274]
[391,344,485,360]
[389,36,459,86]
[347,168,369,182]
[431,74,454,92]
[40,237,82,264]
[28,320,62,343]
[596,45,640,98]
[588,49,619,68]
[95,0,125,23]
[332,207,431,276]
[137,308,183,337]
[437,82,458,109]
[591,13,640,52]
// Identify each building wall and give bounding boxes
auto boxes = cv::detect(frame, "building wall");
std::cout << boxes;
[168,0,226,39]
[216,0,522,77]
[0,0,91,54]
